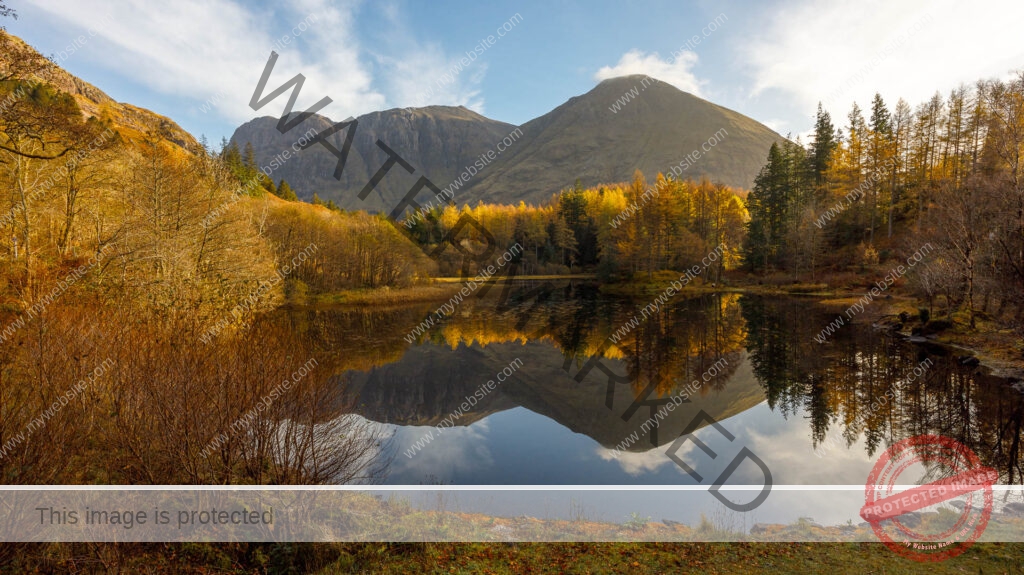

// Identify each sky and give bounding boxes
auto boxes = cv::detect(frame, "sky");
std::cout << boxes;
[9,0,1024,145]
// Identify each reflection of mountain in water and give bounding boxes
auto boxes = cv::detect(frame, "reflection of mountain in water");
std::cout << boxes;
[277,285,1024,483]
[340,340,765,452]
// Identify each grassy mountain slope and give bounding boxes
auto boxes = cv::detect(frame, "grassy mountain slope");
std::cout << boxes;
[469,75,782,205]
[233,75,782,209]
[0,31,199,154]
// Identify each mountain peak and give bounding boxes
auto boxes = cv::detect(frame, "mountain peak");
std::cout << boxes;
[466,76,782,204]
[378,104,491,121]
[593,74,699,98]
[231,71,781,210]
[598,73,664,84]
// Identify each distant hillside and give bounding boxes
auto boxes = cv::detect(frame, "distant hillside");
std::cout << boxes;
[471,76,783,205]
[0,31,199,154]
[231,106,517,212]
[232,75,782,209]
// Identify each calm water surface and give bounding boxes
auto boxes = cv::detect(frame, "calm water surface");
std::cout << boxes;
[277,282,1024,487]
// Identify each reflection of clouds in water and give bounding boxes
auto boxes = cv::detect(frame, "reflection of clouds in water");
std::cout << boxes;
[346,413,396,471]
[726,406,933,487]
[280,412,395,483]
[595,407,775,480]
[727,405,933,486]
[744,422,876,485]
[596,439,695,477]
[389,420,494,483]
[652,401,877,486]
[596,406,782,481]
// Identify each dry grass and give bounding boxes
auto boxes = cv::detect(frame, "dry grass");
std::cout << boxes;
[310,283,464,306]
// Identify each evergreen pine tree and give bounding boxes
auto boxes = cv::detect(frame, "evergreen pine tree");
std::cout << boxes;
[810,103,838,185]
[868,93,893,243]
[263,175,277,196]
[278,180,298,201]
[870,94,892,136]
[744,143,791,270]
[243,142,257,170]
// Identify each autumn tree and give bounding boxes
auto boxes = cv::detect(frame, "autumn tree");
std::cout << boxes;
[0,81,84,297]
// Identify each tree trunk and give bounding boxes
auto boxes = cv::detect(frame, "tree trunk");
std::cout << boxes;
[15,157,32,301]
[966,248,975,329]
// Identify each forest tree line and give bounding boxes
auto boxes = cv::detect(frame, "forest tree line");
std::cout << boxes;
[743,73,1024,325]
[402,174,747,280]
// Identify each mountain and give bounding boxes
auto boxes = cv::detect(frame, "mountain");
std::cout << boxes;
[0,31,199,154]
[231,107,517,213]
[471,76,783,205]
[232,75,782,209]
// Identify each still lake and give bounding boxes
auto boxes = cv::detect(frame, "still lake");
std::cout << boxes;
[277,281,1024,487]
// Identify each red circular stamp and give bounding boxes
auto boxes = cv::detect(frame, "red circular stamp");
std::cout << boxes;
[860,434,997,562]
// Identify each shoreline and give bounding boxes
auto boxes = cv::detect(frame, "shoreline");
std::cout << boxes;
[306,276,1023,376]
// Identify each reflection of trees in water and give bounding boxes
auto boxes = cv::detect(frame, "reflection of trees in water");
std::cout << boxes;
[740,296,1024,484]
[295,281,752,403]
[270,289,1024,482]
[321,283,763,452]
[278,305,430,371]
[413,283,749,401]
[602,292,746,400]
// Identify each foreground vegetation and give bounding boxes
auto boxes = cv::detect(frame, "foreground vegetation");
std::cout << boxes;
[4,542,1022,573]
[0,29,435,494]
[4,489,1023,571]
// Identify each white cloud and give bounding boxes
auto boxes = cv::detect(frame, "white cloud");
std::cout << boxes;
[373,42,487,113]
[30,0,494,124]
[368,6,489,113]
[742,0,1024,118]
[595,49,705,95]
[28,0,386,124]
